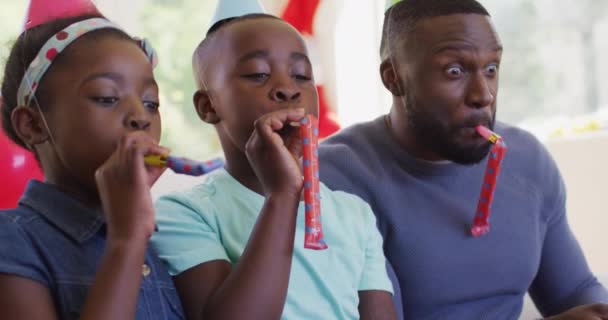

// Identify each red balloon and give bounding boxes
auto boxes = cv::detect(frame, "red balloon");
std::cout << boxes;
[0,104,44,209]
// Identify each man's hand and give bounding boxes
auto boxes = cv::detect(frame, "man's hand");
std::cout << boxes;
[545,304,608,320]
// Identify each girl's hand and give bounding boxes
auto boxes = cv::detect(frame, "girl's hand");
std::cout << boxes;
[95,131,168,243]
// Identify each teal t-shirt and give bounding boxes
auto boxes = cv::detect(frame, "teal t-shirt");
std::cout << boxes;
[151,169,392,319]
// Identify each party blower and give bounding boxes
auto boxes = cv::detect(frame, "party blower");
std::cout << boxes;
[144,154,224,176]
[299,115,328,250]
[470,125,507,237]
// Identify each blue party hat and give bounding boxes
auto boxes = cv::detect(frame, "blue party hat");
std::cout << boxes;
[209,0,266,30]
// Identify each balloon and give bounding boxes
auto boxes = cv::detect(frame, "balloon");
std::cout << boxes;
[2,0,99,209]
[0,102,44,209]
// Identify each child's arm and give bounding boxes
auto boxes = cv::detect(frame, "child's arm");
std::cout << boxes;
[0,132,166,319]
[358,204,398,320]
[173,108,305,320]
[0,263,59,319]
[78,131,168,320]
[359,291,398,320]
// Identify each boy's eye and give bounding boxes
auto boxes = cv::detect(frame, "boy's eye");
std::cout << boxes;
[243,73,270,81]
[143,100,160,111]
[293,74,312,81]
[91,96,118,105]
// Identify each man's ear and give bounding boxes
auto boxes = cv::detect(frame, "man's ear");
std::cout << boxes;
[380,60,404,97]
[193,89,220,124]
[11,106,49,148]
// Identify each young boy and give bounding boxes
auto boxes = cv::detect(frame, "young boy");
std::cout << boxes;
[151,14,395,320]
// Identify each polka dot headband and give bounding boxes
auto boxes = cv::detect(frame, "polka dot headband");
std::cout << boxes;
[17,17,158,107]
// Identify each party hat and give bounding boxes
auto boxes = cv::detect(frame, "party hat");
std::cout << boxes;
[209,0,266,30]
[24,0,100,30]
[386,0,402,10]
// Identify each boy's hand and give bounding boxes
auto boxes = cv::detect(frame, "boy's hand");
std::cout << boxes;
[95,131,169,243]
[246,108,306,198]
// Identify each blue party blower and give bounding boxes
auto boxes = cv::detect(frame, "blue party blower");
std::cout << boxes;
[144,155,224,176]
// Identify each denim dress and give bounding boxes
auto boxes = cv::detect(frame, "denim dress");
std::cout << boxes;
[0,180,184,319]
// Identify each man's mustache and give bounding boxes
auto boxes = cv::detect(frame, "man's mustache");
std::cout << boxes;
[458,113,494,129]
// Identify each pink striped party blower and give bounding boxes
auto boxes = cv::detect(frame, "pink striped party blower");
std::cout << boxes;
[470,125,507,237]
[300,115,328,250]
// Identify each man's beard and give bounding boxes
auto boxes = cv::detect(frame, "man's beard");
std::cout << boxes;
[404,91,495,165]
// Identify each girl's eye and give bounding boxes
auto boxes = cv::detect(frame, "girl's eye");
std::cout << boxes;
[91,97,118,105]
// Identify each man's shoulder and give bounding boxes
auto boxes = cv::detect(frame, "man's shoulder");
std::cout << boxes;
[494,121,554,165]
[319,117,387,171]
[318,118,386,194]
[320,182,371,210]
[495,122,541,146]
[321,118,381,152]
[493,122,564,214]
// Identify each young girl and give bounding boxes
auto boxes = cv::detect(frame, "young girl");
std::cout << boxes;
[0,2,184,319]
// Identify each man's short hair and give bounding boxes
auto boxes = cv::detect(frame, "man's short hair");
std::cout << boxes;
[379,0,490,60]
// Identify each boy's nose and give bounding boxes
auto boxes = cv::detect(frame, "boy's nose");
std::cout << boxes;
[269,87,301,102]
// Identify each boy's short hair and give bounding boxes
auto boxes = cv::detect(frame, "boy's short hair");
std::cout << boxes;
[379,0,490,61]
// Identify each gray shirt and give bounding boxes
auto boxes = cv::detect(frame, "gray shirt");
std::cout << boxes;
[319,116,608,319]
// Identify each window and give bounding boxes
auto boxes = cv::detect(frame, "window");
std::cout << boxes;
[334,0,608,140]
[2,0,607,153]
